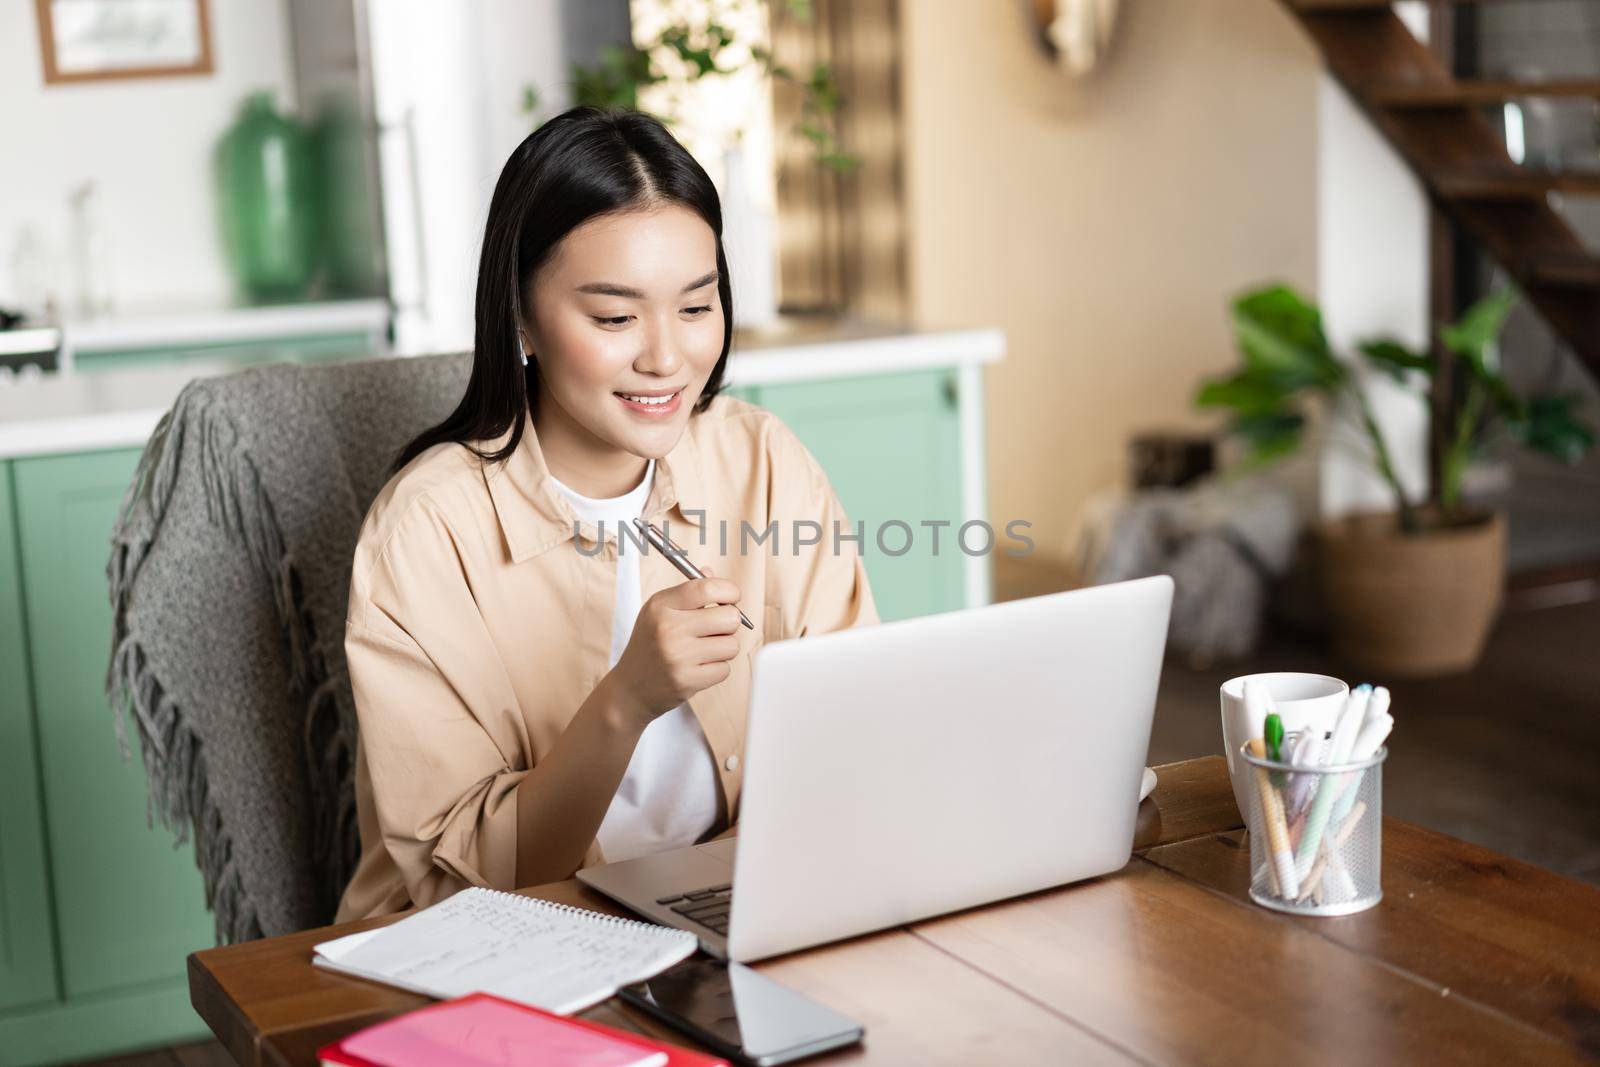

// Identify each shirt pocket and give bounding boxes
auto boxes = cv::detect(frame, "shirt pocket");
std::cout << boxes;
[761,601,784,645]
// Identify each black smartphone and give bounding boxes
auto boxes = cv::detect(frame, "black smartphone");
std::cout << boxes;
[618,957,863,1066]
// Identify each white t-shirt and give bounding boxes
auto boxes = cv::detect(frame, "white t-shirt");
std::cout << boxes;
[549,458,722,863]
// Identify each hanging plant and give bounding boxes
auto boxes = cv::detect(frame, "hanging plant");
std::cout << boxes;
[521,0,859,173]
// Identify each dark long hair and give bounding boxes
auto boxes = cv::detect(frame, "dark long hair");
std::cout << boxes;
[393,107,734,473]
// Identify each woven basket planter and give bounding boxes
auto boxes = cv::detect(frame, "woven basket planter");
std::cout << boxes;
[1317,510,1505,677]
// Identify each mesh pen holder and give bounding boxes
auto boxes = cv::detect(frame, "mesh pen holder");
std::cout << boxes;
[1239,734,1386,917]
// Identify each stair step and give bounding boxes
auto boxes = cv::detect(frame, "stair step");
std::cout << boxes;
[1435,170,1600,200]
[1280,0,1600,379]
[1371,79,1600,108]
[1528,255,1600,289]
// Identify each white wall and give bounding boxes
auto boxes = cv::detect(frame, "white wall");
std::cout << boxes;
[1314,5,1432,518]
[0,1,297,317]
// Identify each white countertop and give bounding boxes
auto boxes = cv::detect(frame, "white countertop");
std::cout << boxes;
[0,321,1003,461]
[59,299,392,361]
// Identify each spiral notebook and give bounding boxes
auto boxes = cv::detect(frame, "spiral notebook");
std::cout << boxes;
[312,887,699,1016]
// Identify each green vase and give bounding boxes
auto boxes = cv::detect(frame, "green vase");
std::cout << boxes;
[314,96,384,297]
[216,91,321,302]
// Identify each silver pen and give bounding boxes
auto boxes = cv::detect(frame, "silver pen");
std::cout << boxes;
[632,517,755,630]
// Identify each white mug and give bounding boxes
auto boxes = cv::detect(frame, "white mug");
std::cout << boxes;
[1219,672,1348,821]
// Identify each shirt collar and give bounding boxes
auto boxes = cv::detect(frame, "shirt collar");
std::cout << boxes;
[483,412,706,563]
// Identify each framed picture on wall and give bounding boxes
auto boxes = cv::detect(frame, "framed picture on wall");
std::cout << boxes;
[35,0,214,84]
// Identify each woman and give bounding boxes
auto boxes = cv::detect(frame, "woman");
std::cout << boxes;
[336,107,877,922]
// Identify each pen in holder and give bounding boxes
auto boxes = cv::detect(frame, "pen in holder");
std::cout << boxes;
[1239,733,1385,916]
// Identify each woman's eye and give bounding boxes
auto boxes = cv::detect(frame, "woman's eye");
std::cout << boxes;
[592,315,632,327]
[682,305,713,317]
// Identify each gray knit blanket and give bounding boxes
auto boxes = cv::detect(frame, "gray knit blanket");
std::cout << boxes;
[106,353,468,942]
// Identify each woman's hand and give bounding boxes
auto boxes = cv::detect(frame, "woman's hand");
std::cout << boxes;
[609,570,743,728]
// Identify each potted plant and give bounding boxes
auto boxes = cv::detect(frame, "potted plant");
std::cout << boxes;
[1195,284,1594,676]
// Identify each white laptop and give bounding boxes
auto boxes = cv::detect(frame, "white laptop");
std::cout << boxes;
[577,575,1173,962]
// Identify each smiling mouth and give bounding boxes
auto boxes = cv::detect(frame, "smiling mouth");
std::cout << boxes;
[614,388,684,414]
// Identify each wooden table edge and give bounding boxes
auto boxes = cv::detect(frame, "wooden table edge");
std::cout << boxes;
[187,755,1245,1065]
[189,948,265,1067]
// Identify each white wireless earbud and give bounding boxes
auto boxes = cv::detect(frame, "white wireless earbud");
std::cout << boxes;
[517,334,529,367]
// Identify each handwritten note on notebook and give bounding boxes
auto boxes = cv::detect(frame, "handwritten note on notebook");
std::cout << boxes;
[313,888,698,1016]
[339,994,668,1067]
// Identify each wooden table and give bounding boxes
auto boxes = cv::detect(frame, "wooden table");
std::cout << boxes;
[189,757,1600,1065]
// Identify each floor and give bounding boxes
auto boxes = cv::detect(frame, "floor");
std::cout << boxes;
[74,566,1600,1067]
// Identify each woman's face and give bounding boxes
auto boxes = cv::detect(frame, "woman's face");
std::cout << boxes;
[524,203,724,464]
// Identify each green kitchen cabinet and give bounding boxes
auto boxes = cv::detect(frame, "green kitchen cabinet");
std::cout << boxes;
[741,369,966,621]
[0,464,58,1015]
[1,450,212,1064]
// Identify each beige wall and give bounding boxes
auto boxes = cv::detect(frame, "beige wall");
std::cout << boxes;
[900,0,1320,565]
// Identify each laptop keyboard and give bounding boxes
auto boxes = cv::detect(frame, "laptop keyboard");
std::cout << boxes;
[656,883,732,936]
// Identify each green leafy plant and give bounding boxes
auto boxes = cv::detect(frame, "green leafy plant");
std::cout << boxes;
[1195,284,1594,535]
[522,0,858,173]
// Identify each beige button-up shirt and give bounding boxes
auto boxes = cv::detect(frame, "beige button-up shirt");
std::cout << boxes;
[335,394,879,921]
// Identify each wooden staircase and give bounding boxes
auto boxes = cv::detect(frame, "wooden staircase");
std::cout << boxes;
[1281,0,1600,380]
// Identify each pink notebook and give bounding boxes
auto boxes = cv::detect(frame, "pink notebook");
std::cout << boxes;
[319,993,719,1067]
